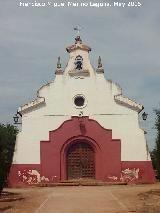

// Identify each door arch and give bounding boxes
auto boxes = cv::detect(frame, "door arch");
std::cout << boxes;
[67,141,95,179]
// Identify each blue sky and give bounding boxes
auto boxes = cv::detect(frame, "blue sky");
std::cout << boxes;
[0,0,160,150]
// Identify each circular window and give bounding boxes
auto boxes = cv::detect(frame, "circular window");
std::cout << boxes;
[74,96,85,107]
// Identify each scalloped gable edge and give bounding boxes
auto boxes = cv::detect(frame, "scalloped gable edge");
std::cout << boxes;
[114,94,143,112]
[18,97,45,114]
[66,44,91,53]
[17,81,54,114]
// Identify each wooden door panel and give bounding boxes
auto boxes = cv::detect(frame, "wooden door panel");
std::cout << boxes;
[67,142,95,179]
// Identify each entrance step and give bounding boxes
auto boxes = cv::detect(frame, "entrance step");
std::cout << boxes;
[37,181,127,187]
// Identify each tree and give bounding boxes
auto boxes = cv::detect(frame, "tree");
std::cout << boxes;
[151,108,160,179]
[0,124,18,196]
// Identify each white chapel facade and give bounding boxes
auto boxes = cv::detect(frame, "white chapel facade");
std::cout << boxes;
[9,35,155,185]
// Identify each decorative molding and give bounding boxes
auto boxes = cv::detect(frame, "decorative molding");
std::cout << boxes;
[96,56,104,73]
[66,45,91,53]
[114,94,143,112]
[68,69,90,77]
[96,68,104,73]
[55,56,63,75]
[55,69,63,75]
[18,97,45,114]
[37,81,54,97]
[66,36,91,53]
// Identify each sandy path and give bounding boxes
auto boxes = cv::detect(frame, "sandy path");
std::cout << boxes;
[0,183,160,213]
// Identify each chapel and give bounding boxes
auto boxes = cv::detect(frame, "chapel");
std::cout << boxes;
[9,34,155,186]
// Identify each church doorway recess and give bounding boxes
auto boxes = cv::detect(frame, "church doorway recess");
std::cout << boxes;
[67,141,95,180]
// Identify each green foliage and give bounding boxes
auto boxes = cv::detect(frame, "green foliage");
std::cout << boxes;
[151,108,160,179]
[0,124,18,196]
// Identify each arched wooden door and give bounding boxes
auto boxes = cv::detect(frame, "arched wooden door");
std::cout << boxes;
[67,141,95,179]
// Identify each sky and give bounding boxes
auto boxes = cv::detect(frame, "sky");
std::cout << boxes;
[0,0,159,150]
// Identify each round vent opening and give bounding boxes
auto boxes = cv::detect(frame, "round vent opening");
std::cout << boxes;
[74,96,85,107]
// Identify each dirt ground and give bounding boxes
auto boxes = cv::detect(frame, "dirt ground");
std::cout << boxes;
[0,183,160,213]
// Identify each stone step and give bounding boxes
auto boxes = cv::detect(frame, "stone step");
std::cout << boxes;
[37,181,127,187]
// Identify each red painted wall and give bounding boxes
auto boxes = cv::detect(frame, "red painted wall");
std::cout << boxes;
[9,164,41,186]
[121,161,155,183]
[8,116,155,186]
[40,116,121,182]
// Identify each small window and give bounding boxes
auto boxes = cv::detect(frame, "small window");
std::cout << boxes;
[74,96,85,107]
